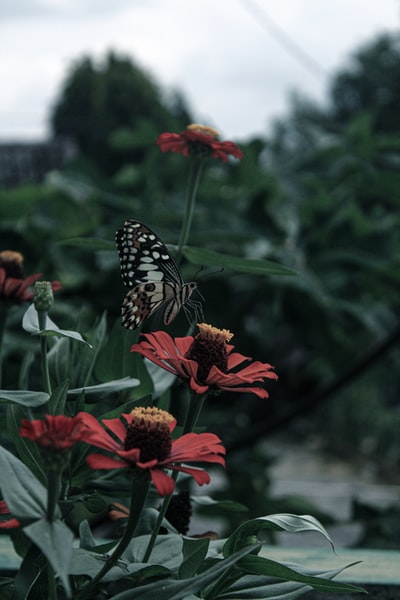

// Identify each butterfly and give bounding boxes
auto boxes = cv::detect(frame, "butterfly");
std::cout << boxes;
[115,219,200,330]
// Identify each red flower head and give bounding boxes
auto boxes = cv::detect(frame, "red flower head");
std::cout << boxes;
[157,124,243,163]
[130,323,278,398]
[19,414,92,451]
[0,499,20,530]
[79,407,226,496]
[0,250,62,304]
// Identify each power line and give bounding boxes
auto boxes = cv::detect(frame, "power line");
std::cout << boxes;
[237,0,327,79]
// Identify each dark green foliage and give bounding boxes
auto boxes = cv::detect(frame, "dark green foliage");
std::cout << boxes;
[330,33,400,134]
[1,31,399,551]
[51,52,191,175]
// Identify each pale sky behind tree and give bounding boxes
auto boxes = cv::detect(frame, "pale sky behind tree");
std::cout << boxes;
[0,0,398,142]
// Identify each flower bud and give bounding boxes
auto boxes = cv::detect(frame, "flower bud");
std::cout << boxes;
[33,281,54,311]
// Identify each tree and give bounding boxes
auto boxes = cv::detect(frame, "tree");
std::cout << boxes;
[51,52,191,173]
[329,33,400,133]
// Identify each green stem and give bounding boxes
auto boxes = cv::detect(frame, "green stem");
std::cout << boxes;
[37,309,52,395]
[77,472,150,600]
[46,468,61,522]
[47,563,57,600]
[142,471,178,564]
[143,390,208,563]
[177,159,204,261]
[0,306,9,389]
[182,390,208,434]
[205,566,237,600]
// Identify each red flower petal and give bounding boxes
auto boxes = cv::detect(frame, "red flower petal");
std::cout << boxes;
[168,432,225,463]
[131,329,277,399]
[102,414,133,442]
[19,414,91,450]
[156,128,243,163]
[0,517,21,529]
[0,500,20,529]
[156,133,189,156]
[169,465,211,486]
[82,410,225,495]
[78,412,124,453]
[86,453,130,470]
[149,468,175,496]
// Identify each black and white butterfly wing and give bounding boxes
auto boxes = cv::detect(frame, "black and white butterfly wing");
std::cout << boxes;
[116,220,184,288]
[115,220,198,330]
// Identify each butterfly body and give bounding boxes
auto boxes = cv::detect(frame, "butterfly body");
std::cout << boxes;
[116,220,198,330]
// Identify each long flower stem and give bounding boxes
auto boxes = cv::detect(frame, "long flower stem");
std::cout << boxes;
[182,390,207,434]
[143,390,208,563]
[77,473,150,600]
[177,159,204,261]
[142,471,179,564]
[47,564,57,600]
[37,310,52,395]
[0,306,9,388]
[46,469,61,522]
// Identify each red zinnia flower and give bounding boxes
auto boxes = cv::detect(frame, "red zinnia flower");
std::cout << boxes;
[19,414,92,451]
[79,407,225,496]
[157,124,243,163]
[0,499,20,530]
[0,250,61,304]
[130,323,278,398]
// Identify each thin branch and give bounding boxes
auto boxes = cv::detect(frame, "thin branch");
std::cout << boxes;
[227,324,400,453]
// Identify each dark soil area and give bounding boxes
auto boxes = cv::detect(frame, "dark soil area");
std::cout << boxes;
[303,584,399,599]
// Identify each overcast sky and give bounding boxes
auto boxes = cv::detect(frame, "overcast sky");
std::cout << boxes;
[0,0,398,142]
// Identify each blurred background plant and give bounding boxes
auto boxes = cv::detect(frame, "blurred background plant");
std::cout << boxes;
[1,32,399,545]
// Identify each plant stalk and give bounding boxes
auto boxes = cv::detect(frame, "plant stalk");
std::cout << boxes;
[0,306,9,388]
[143,390,207,563]
[46,468,61,522]
[177,159,204,261]
[37,309,52,395]
[77,472,150,600]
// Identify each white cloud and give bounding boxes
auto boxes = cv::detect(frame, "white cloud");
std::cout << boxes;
[0,0,397,141]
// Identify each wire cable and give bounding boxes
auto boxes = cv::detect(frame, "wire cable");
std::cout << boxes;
[237,0,327,79]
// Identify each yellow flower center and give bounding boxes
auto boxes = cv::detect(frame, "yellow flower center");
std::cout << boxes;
[0,250,25,279]
[124,407,174,462]
[197,323,234,343]
[187,124,220,139]
[184,323,233,385]
[129,406,175,426]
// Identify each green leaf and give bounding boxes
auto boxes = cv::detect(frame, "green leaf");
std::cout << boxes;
[238,555,365,593]
[0,446,48,520]
[12,543,45,600]
[48,379,70,415]
[111,544,258,600]
[24,518,73,597]
[6,405,46,485]
[191,496,248,513]
[145,359,176,399]
[214,564,366,599]
[48,337,72,385]
[124,534,184,571]
[0,578,13,600]
[182,246,297,276]
[58,237,114,251]
[0,390,49,407]
[179,537,210,579]
[71,312,107,386]
[67,377,140,396]
[22,305,91,346]
[223,514,334,558]
[69,546,170,582]
[94,319,154,400]
[95,318,139,380]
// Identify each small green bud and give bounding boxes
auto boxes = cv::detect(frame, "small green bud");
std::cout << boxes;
[33,281,54,312]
